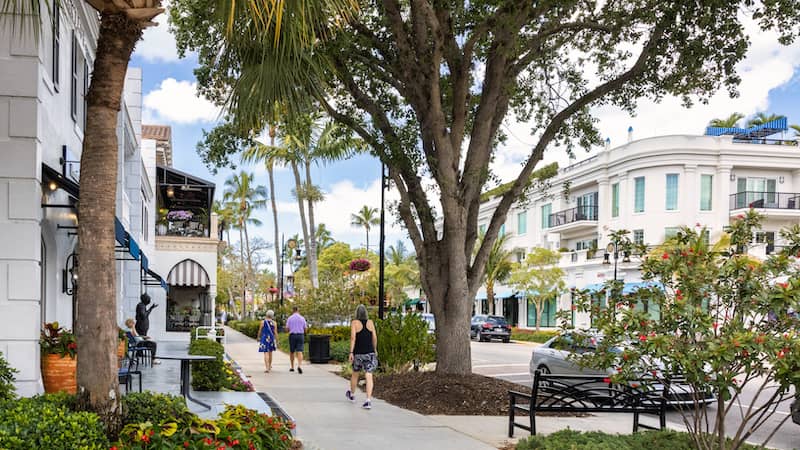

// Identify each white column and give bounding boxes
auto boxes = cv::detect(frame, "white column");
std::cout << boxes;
[716,165,733,234]
[684,164,698,222]
[792,169,800,193]
[597,177,610,248]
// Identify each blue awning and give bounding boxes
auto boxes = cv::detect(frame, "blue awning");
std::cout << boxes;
[475,286,517,300]
[622,281,663,295]
[581,283,606,293]
[114,217,140,261]
[705,117,787,139]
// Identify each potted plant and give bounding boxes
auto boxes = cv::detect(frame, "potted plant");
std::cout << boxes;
[349,258,371,272]
[40,322,77,394]
[117,328,128,362]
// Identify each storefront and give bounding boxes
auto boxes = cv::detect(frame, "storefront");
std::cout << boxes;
[165,259,212,331]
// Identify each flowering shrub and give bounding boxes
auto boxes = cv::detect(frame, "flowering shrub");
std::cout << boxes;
[224,361,254,392]
[349,258,371,272]
[40,322,77,357]
[166,210,194,221]
[114,405,295,449]
[570,211,800,450]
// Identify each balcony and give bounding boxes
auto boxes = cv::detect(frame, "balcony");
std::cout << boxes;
[729,191,800,219]
[547,205,598,235]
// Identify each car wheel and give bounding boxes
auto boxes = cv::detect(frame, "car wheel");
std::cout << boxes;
[478,332,487,342]
[502,337,510,343]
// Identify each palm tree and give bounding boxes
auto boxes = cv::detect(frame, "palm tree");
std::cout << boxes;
[746,112,785,127]
[709,113,744,128]
[388,240,410,266]
[474,230,514,316]
[790,124,800,137]
[223,171,267,317]
[316,224,335,251]
[213,200,235,247]
[4,0,353,427]
[351,206,380,255]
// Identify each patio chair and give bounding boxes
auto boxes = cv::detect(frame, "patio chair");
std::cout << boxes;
[126,332,153,367]
[118,355,142,393]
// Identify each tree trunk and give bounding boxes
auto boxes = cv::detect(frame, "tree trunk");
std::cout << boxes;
[267,130,281,288]
[365,228,369,256]
[304,160,319,288]
[239,224,246,317]
[535,300,542,332]
[486,281,495,316]
[290,161,311,271]
[75,12,142,433]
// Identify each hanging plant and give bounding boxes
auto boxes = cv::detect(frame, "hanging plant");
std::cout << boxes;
[349,258,371,272]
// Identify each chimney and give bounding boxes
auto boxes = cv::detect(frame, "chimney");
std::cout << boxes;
[604,137,611,150]
[627,126,634,143]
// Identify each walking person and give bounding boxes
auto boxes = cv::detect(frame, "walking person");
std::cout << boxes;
[285,306,307,374]
[346,304,378,409]
[258,310,278,372]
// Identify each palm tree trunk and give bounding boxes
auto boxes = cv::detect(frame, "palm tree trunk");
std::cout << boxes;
[243,219,252,313]
[290,161,311,271]
[304,160,319,288]
[365,226,370,256]
[268,161,280,288]
[239,224,246,317]
[487,281,495,316]
[75,12,142,432]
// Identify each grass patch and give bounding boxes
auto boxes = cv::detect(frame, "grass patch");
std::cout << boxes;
[515,429,761,450]
[511,328,558,343]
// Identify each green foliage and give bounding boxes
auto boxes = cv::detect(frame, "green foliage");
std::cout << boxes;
[308,325,351,342]
[515,429,760,450]
[196,121,254,173]
[0,351,17,402]
[511,328,559,344]
[509,248,566,330]
[330,340,351,363]
[228,320,261,339]
[122,392,191,426]
[375,313,435,373]
[0,395,109,449]
[481,162,559,202]
[190,326,226,342]
[40,322,77,357]
[116,404,295,449]
[573,210,800,449]
[188,339,226,391]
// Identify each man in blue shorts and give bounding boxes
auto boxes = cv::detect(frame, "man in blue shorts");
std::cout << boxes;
[285,306,308,374]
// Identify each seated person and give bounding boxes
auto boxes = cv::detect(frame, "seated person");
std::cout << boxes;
[124,318,160,365]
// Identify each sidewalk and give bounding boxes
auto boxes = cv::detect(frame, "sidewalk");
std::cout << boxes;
[223,327,496,450]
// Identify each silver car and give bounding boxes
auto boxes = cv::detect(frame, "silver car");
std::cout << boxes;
[421,313,435,334]
[530,331,714,406]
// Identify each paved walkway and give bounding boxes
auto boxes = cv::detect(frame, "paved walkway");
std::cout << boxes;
[223,327,496,450]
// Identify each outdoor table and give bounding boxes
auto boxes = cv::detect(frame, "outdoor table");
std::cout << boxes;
[157,354,216,410]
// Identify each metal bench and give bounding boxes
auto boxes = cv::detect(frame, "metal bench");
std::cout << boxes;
[508,371,669,437]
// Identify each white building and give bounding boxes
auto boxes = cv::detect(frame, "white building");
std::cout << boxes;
[478,122,800,329]
[0,0,218,395]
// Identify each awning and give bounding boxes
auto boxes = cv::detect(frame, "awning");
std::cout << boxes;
[577,282,663,295]
[167,259,210,287]
[42,163,80,201]
[114,217,141,261]
[404,298,425,307]
[475,286,517,300]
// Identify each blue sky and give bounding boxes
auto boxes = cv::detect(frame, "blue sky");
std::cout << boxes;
[131,17,800,273]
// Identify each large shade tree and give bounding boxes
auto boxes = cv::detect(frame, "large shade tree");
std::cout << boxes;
[171,0,800,375]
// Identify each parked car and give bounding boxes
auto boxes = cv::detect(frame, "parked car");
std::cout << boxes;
[421,313,436,334]
[530,331,714,406]
[792,393,800,426]
[470,315,511,343]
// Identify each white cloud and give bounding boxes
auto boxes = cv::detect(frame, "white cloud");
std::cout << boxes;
[143,78,221,124]
[490,23,800,183]
[133,5,188,63]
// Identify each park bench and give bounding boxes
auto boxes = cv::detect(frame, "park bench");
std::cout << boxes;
[508,371,669,437]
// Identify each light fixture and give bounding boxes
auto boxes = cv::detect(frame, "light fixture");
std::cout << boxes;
[779,176,785,184]
[166,187,174,198]
[62,252,78,295]
[730,173,736,181]
[48,181,58,191]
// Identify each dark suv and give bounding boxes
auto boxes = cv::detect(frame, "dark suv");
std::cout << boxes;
[471,315,511,343]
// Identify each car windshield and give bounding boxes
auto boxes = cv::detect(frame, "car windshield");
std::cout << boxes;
[486,316,507,325]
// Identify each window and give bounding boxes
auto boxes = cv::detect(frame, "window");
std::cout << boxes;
[517,211,527,234]
[665,227,680,240]
[634,177,645,213]
[633,229,644,245]
[541,204,551,229]
[575,239,597,251]
[702,229,711,245]
[577,192,598,220]
[611,183,619,217]
[70,32,78,121]
[499,224,506,236]
[516,251,525,263]
[737,177,777,208]
[479,224,486,235]
[665,174,679,210]
[700,175,713,211]
[527,297,557,328]
[52,0,60,90]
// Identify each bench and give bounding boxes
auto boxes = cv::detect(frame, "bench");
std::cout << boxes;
[508,371,669,437]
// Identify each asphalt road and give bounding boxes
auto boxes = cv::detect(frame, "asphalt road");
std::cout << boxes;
[470,340,799,450]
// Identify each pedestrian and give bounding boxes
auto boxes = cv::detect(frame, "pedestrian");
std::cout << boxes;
[124,318,160,365]
[258,310,278,372]
[135,293,158,336]
[346,304,378,409]
[285,306,307,374]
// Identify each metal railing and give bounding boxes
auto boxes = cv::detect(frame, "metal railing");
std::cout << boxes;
[729,191,800,210]
[548,205,599,227]
[732,138,798,146]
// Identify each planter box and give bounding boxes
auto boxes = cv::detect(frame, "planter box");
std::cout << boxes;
[41,354,77,394]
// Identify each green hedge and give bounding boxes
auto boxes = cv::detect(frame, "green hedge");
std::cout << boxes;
[228,319,261,339]
[511,328,559,343]
[122,392,191,426]
[188,338,226,391]
[0,351,17,402]
[330,340,351,362]
[0,395,109,449]
[309,325,350,342]
[375,313,435,372]
[515,430,761,450]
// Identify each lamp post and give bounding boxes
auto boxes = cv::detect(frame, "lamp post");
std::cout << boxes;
[378,162,387,319]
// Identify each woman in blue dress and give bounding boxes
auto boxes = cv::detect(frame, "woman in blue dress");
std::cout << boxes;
[258,310,278,372]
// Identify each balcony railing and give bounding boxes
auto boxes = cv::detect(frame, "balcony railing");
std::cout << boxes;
[548,205,598,228]
[729,191,800,210]
[156,219,210,238]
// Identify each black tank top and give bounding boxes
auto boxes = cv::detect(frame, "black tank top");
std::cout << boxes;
[353,320,375,354]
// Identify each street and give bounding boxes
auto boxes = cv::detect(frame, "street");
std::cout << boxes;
[470,340,799,450]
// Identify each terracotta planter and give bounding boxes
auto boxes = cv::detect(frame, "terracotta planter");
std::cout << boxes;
[117,340,127,367]
[41,353,77,394]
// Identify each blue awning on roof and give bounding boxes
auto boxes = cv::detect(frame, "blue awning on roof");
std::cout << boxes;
[475,286,517,300]
[705,117,788,139]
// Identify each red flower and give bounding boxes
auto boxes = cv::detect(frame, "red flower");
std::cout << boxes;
[779,282,789,289]
[249,427,256,433]
[204,438,213,445]
[661,252,669,260]
[110,447,118,450]
[778,350,786,359]
[141,435,150,443]
[288,422,296,430]
[184,442,190,448]
[756,334,765,344]
[712,322,719,330]
[570,305,577,311]
[232,440,239,445]
[651,370,658,377]
[680,251,688,257]
[280,435,289,441]
[741,350,749,357]
[638,335,647,342]
[67,342,77,350]
[603,377,611,384]
[267,417,273,425]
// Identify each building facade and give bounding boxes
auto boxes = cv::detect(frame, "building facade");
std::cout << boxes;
[478,125,800,329]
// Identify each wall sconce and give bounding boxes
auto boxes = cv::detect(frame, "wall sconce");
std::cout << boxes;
[48,181,58,192]
[62,252,78,295]
[730,173,736,181]
[166,187,174,198]
[779,176,785,184]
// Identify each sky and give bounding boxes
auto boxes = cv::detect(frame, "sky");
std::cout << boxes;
[131,14,800,274]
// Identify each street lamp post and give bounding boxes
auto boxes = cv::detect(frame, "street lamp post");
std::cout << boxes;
[378,162,387,319]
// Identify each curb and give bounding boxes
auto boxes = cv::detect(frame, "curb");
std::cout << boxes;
[510,340,543,346]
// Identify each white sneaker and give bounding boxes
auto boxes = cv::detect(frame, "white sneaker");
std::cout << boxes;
[362,400,372,410]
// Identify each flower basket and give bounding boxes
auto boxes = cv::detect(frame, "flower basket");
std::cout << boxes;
[349,258,371,272]
[42,353,76,394]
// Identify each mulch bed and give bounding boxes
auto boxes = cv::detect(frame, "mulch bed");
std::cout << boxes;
[372,372,530,415]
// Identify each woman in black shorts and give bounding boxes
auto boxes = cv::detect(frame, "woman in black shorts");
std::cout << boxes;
[346,304,378,409]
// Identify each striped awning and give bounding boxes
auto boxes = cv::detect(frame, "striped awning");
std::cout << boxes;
[167,259,210,287]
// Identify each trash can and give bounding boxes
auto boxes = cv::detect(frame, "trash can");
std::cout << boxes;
[308,334,331,364]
